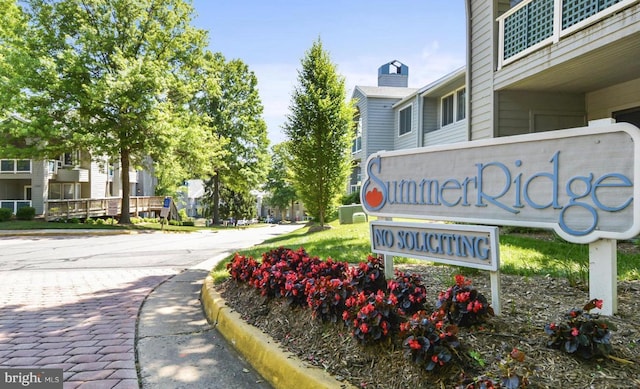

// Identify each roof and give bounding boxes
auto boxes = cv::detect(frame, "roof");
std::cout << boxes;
[352,85,418,99]
[392,66,466,108]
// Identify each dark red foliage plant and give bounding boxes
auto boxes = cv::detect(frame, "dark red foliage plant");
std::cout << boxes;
[225,248,499,374]
[343,289,398,344]
[436,274,494,327]
[399,310,461,371]
[544,298,615,359]
[388,270,429,315]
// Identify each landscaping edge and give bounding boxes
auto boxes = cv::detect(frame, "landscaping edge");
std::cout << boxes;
[200,275,356,389]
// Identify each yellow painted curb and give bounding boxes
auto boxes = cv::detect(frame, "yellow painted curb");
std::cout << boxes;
[201,275,355,389]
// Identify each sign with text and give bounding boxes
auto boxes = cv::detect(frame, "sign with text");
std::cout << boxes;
[1,368,62,388]
[371,221,499,271]
[106,199,118,216]
[361,123,640,244]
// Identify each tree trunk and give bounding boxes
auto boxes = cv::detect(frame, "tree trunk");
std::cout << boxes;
[119,147,131,224]
[213,170,220,224]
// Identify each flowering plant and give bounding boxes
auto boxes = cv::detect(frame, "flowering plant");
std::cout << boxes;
[399,310,460,371]
[388,270,428,315]
[544,299,615,359]
[343,290,397,344]
[436,275,494,327]
[306,277,353,323]
[346,255,387,295]
[227,253,259,283]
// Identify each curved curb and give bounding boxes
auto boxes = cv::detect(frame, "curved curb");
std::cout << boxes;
[201,275,355,389]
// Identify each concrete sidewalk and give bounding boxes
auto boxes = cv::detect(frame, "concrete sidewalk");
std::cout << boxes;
[136,256,354,389]
[136,258,271,389]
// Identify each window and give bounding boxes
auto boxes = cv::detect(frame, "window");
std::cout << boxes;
[1,160,15,173]
[441,87,466,127]
[399,106,412,136]
[352,116,362,153]
[442,94,454,126]
[456,88,466,120]
[49,184,61,200]
[60,151,80,167]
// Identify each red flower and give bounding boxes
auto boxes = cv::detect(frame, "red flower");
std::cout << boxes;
[359,323,369,334]
[571,327,579,337]
[456,291,471,303]
[408,338,422,350]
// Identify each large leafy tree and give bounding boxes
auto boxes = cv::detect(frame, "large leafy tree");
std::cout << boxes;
[6,0,218,223]
[197,53,270,224]
[0,0,31,134]
[283,39,354,227]
[264,141,297,216]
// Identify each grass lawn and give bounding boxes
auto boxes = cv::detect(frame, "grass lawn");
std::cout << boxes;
[211,219,640,284]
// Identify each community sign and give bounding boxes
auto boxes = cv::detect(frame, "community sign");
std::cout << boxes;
[360,122,640,244]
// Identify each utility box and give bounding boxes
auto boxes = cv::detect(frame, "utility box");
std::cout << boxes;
[352,212,367,224]
[338,204,364,224]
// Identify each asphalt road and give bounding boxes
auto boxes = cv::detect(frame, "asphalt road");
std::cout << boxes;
[0,224,301,271]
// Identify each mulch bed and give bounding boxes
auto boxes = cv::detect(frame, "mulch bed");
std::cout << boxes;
[217,261,640,389]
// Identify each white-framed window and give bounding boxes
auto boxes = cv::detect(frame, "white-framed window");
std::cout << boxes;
[0,159,31,173]
[49,183,78,200]
[352,116,362,154]
[441,87,466,127]
[59,150,80,167]
[399,105,412,136]
[456,88,466,121]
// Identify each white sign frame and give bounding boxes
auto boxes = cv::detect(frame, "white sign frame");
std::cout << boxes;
[360,123,640,245]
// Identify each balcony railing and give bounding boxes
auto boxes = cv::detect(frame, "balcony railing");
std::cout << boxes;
[0,200,32,214]
[497,0,637,69]
[0,159,31,174]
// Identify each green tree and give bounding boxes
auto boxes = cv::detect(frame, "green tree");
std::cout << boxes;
[0,0,32,139]
[197,53,270,224]
[7,0,217,223]
[283,39,354,227]
[264,141,297,216]
[203,180,255,222]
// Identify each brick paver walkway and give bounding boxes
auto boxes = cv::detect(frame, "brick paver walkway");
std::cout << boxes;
[0,268,178,389]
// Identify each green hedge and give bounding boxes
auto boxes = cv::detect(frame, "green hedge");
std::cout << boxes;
[0,208,12,222]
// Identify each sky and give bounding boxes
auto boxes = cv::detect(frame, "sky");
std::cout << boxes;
[190,1,467,145]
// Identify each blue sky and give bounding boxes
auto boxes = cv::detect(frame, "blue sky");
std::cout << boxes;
[190,1,467,145]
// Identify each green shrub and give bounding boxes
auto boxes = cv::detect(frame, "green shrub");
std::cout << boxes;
[68,217,80,224]
[182,220,195,226]
[84,218,96,225]
[0,208,12,222]
[16,206,36,221]
[169,219,183,226]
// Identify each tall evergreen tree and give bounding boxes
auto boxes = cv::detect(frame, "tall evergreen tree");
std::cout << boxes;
[5,0,217,223]
[283,39,354,227]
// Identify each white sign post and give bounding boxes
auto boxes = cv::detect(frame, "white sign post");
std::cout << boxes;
[360,122,640,316]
